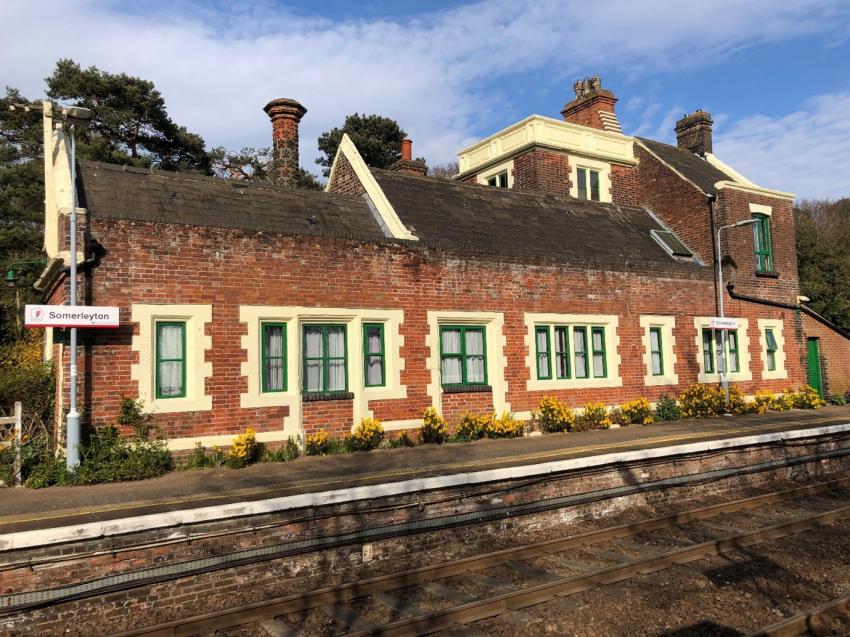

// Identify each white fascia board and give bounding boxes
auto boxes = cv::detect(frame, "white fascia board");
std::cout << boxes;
[714,180,795,201]
[325,134,417,241]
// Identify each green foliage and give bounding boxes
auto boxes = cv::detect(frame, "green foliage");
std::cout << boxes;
[726,386,754,415]
[420,407,448,444]
[345,417,384,451]
[608,407,631,427]
[533,395,575,433]
[262,436,302,462]
[654,394,681,422]
[305,430,339,456]
[0,338,54,424]
[72,426,173,485]
[679,384,726,419]
[23,456,70,489]
[574,402,611,431]
[830,393,847,406]
[185,443,227,469]
[316,113,406,176]
[620,397,655,425]
[46,59,210,172]
[792,385,826,409]
[117,397,152,438]
[771,389,795,411]
[209,146,321,190]
[380,431,416,448]
[795,198,850,332]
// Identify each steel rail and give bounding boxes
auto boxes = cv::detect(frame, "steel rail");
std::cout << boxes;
[112,477,850,637]
[746,593,850,637]
[348,504,850,637]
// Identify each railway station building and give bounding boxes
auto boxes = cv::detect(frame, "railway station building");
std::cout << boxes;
[35,77,850,451]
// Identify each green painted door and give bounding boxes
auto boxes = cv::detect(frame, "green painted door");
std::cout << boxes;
[807,338,823,398]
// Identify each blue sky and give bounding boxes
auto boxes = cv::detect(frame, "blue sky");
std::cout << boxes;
[4,0,850,198]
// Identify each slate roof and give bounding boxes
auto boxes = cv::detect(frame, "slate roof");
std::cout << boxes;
[76,161,386,241]
[372,169,702,269]
[636,137,733,194]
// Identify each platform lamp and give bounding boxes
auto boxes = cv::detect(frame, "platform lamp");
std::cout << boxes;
[714,217,758,407]
[9,101,93,471]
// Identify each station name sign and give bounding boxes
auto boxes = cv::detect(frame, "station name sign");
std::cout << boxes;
[707,317,740,330]
[24,305,119,328]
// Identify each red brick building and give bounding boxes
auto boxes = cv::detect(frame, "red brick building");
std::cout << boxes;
[35,77,850,452]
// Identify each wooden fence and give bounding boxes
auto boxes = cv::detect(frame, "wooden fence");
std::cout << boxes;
[0,402,22,486]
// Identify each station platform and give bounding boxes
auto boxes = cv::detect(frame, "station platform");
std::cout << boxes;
[2,406,850,545]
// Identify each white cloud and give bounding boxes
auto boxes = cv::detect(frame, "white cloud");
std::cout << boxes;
[2,0,849,194]
[715,92,850,200]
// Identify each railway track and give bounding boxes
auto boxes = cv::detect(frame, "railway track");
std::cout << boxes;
[114,477,850,637]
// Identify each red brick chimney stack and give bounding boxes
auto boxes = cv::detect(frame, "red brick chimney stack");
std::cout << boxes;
[263,98,307,187]
[560,75,622,133]
[675,109,713,156]
[391,138,427,176]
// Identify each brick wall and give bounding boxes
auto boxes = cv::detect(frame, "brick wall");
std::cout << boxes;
[610,163,639,207]
[327,153,365,196]
[801,314,850,397]
[442,389,494,426]
[47,213,813,441]
[302,398,354,437]
[512,148,571,195]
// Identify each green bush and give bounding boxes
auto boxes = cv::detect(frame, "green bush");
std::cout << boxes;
[117,397,153,438]
[185,443,227,469]
[305,430,340,456]
[574,402,610,431]
[654,394,681,422]
[72,426,173,485]
[262,436,302,462]
[24,456,70,489]
[829,393,847,406]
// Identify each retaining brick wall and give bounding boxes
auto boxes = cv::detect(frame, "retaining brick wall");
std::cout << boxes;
[801,314,850,398]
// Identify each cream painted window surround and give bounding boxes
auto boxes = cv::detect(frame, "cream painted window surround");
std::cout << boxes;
[131,304,213,414]
[524,313,622,391]
[693,317,752,383]
[757,318,787,380]
[639,315,679,386]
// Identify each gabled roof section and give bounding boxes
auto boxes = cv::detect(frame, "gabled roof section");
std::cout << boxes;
[76,161,386,241]
[635,137,733,195]
[371,169,702,269]
[325,134,418,240]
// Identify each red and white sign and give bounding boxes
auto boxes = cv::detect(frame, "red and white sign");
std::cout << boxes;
[707,317,740,330]
[25,305,119,328]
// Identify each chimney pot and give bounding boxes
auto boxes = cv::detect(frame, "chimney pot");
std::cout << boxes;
[401,138,412,161]
[390,138,427,176]
[263,98,307,187]
[561,75,622,133]
[675,110,713,156]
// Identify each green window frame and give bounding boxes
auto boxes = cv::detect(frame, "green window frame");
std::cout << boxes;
[261,322,287,393]
[487,171,508,188]
[702,328,740,374]
[535,326,552,380]
[728,330,740,373]
[440,325,488,387]
[765,328,778,371]
[573,326,589,379]
[554,326,570,379]
[363,323,385,387]
[155,321,186,399]
[591,326,607,378]
[752,213,773,273]
[649,327,664,376]
[302,324,348,395]
[702,328,715,373]
[577,168,601,201]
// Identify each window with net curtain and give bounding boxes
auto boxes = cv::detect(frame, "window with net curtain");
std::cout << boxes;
[364,323,385,387]
[440,326,487,386]
[303,324,347,394]
[702,328,739,374]
[262,323,286,392]
[156,322,185,398]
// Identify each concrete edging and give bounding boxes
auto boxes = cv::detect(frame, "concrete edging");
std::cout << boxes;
[3,423,849,552]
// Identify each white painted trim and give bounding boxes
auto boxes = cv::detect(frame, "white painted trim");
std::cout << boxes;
[523,313,622,391]
[5,422,849,551]
[425,311,509,415]
[714,180,795,201]
[130,304,213,414]
[325,134,417,241]
[477,158,515,188]
[757,318,788,381]
[704,153,755,187]
[569,156,612,203]
[694,316,753,383]
[639,315,679,386]
[749,203,773,217]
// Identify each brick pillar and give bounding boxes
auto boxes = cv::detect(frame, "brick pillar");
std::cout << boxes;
[263,98,307,187]
[675,110,713,156]
[560,76,622,133]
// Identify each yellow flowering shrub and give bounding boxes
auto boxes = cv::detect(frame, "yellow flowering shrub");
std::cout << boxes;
[621,397,654,425]
[771,389,795,411]
[679,384,725,419]
[533,395,575,433]
[305,429,336,456]
[420,407,448,444]
[792,385,825,409]
[228,427,258,467]
[575,402,611,431]
[486,411,524,438]
[726,386,753,415]
[753,390,775,414]
[456,411,490,440]
[346,417,384,451]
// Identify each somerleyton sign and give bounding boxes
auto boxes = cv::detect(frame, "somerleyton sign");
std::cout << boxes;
[24,305,119,328]
[707,317,740,330]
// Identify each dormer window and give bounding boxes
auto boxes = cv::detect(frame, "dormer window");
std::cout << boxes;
[577,167,600,201]
[487,171,508,188]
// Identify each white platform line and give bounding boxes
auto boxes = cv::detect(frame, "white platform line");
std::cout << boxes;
[2,423,849,552]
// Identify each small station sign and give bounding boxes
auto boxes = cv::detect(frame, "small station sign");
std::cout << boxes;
[24,305,119,328]
[707,317,740,330]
